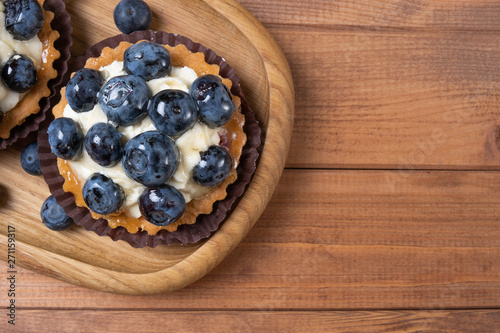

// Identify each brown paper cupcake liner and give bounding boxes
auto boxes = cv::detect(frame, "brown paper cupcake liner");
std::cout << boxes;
[0,0,72,149]
[39,30,261,247]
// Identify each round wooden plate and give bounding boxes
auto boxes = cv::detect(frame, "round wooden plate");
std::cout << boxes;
[0,0,294,294]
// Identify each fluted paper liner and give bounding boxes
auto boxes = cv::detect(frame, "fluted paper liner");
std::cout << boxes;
[0,0,72,149]
[39,30,261,247]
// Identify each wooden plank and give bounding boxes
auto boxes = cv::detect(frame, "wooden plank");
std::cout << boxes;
[269,28,500,169]
[237,0,500,30]
[9,310,500,332]
[5,170,500,309]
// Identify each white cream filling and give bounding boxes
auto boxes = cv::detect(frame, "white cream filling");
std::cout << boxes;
[63,61,221,218]
[0,0,43,112]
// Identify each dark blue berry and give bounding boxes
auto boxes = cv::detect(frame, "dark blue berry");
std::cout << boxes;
[122,131,179,186]
[47,117,84,160]
[66,69,104,112]
[123,41,172,81]
[193,145,232,187]
[82,173,124,215]
[139,184,186,226]
[149,89,198,137]
[113,0,152,34]
[189,74,235,128]
[84,123,124,167]
[4,0,44,40]
[1,54,37,92]
[40,195,74,231]
[21,141,41,175]
[98,75,150,127]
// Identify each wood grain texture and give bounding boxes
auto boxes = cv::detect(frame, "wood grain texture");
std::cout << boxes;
[11,310,500,333]
[237,0,500,30]
[0,0,294,294]
[268,28,500,169]
[4,170,500,309]
[1,0,500,331]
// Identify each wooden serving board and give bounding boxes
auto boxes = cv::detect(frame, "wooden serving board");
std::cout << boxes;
[0,0,293,294]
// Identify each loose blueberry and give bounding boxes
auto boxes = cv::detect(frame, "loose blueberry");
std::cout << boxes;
[1,54,37,93]
[193,145,232,187]
[66,69,104,112]
[84,123,124,167]
[4,0,44,40]
[40,195,74,231]
[149,89,198,137]
[113,0,152,34]
[99,75,150,127]
[123,41,172,80]
[47,117,84,160]
[189,74,235,128]
[82,173,124,215]
[20,141,42,175]
[122,131,179,186]
[139,184,186,226]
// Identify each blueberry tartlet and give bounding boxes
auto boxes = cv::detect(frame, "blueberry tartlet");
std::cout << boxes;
[41,31,260,246]
[0,0,67,142]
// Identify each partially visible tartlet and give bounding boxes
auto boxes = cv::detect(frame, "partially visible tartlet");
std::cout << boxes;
[0,0,71,148]
[39,31,261,247]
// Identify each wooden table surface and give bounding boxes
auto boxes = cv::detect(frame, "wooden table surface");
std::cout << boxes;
[3,0,500,331]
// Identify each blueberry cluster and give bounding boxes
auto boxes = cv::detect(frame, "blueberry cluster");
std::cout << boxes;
[19,141,70,232]
[0,0,45,124]
[20,140,75,232]
[48,41,236,226]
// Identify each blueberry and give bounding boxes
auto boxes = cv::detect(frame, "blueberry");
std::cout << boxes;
[139,184,186,226]
[113,0,152,34]
[40,195,74,231]
[189,74,235,128]
[193,145,232,187]
[20,141,41,175]
[84,123,124,167]
[123,41,172,80]
[149,89,198,137]
[1,54,37,93]
[4,0,44,40]
[99,75,150,127]
[82,173,124,215]
[122,131,179,186]
[47,117,84,160]
[66,69,104,113]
